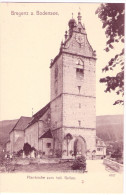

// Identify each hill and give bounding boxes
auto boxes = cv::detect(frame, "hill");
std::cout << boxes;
[96,115,124,141]
[0,119,18,154]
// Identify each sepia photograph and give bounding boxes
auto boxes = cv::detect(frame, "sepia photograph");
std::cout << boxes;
[0,1,125,194]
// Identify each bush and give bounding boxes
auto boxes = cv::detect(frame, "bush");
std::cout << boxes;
[71,156,86,171]
[55,149,62,158]
[17,149,23,157]
[111,148,122,159]
[23,143,32,156]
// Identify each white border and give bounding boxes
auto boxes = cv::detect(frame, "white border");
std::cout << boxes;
[0,1,125,195]
[0,0,126,3]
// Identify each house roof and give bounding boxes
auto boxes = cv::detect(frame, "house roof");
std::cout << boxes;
[39,129,53,139]
[26,102,50,128]
[96,136,106,147]
[10,116,32,133]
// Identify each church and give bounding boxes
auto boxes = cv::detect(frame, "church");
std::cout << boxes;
[6,12,106,159]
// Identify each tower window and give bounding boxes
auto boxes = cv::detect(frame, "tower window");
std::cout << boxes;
[76,68,84,79]
[79,103,81,108]
[78,120,81,127]
[97,148,103,151]
[78,86,81,93]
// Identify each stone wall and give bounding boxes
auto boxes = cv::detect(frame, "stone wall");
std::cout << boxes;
[25,108,50,151]
[103,158,123,173]
[38,109,51,137]
[14,130,24,152]
[50,55,63,101]
[9,130,24,153]
[50,96,63,130]
[62,53,96,97]
[6,142,10,152]
[63,94,95,129]
[10,131,14,153]
[50,54,63,135]
[50,26,96,158]
[51,128,63,152]
[25,123,39,150]
[39,138,53,155]
[62,128,96,153]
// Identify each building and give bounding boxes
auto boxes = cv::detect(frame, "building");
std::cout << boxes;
[6,140,10,153]
[50,12,96,159]
[9,116,32,153]
[96,136,106,158]
[7,12,106,159]
[24,103,52,156]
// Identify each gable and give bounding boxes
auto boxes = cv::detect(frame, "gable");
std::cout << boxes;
[63,32,94,58]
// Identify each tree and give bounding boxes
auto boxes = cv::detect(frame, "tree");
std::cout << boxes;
[23,143,32,156]
[71,156,86,172]
[111,147,122,159]
[95,3,125,105]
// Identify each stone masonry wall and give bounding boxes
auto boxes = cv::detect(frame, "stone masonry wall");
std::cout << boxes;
[50,55,63,101]
[39,138,53,155]
[38,108,51,138]
[62,127,96,152]
[63,94,96,129]
[25,123,39,150]
[62,53,96,97]
[50,95,63,131]
[50,26,96,156]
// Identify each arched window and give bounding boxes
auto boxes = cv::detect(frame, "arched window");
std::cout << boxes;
[76,59,84,79]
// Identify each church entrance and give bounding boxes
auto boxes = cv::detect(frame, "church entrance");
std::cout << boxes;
[74,136,87,156]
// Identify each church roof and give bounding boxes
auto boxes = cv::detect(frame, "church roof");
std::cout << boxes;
[39,129,53,139]
[10,116,32,133]
[26,102,50,128]
[6,140,10,143]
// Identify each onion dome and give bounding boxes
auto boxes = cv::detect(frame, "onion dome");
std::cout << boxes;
[68,18,76,29]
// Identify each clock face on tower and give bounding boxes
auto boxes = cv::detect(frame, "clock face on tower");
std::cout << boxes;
[75,34,85,44]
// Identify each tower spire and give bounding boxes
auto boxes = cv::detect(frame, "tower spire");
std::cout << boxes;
[77,12,82,24]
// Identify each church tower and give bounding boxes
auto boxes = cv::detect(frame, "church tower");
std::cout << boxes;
[50,13,96,158]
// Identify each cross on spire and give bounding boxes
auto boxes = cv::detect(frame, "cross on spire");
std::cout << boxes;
[77,12,82,23]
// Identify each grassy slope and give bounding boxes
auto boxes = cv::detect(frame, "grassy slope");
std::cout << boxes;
[96,115,124,141]
[0,119,18,155]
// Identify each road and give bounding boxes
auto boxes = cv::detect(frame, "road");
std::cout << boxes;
[81,159,124,193]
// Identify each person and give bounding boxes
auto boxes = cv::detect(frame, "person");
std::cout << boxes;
[22,151,25,158]
[5,154,7,159]
[30,150,35,158]
[10,154,13,161]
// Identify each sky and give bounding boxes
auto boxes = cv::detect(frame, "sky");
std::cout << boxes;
[0,2,124,120]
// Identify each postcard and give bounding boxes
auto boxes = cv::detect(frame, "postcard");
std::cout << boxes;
[0,2,124,194]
